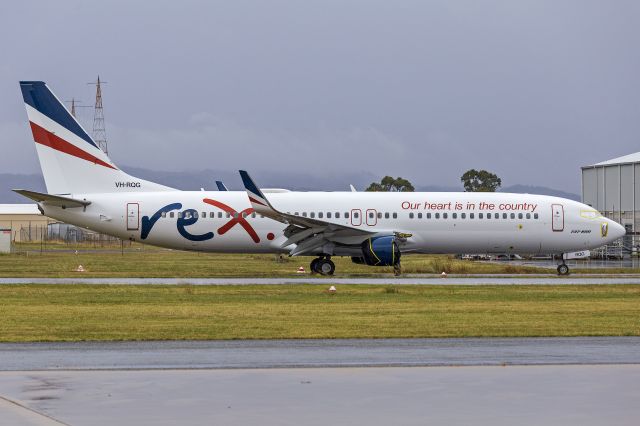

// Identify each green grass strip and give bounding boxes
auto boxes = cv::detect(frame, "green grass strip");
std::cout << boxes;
[0,284,638,341]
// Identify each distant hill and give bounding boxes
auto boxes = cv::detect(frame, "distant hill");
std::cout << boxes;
[0,169,580,203]
[0,174,46,203]
[499,184,580,201]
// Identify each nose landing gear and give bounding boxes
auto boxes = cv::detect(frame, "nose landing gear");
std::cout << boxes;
[310,256,335,275]
[557,254,570,275]
[557,263,570,275]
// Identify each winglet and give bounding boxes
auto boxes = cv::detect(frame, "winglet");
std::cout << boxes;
[239,170,275,216]
[215,180,228,191]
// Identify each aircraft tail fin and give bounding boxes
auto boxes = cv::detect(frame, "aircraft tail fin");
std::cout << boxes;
[19,81,173,195]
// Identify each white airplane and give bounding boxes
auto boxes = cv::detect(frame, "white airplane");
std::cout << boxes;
[15,81,625,275]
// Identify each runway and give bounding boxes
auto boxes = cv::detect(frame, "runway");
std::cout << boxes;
[1,338,638,425]
[1,365,639,426]
[1,337,639,370]
[2,275,640,285]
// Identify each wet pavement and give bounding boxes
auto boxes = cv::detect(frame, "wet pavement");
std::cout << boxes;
[1,365,639,426]
[1,276,640,285]
[1,337,639,370]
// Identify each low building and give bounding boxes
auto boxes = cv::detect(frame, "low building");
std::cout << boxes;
[0,204,55,242]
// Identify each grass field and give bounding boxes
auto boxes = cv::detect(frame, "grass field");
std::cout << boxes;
[0,284,638,341]
[0,243,550,277]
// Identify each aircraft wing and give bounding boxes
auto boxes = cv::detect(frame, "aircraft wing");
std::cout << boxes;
[239,170,380,256]
[13,189,91,208]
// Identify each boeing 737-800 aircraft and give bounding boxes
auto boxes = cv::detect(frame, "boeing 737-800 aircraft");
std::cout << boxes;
[15,81,625,275]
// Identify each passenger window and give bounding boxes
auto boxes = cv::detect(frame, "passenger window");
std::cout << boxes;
[234,212,239,218]
[510,213,515,219]
[161,212,167,218]
[518,213,523,219]
[218,212,222,218]
[178,212,183,219]
[486,214,491,219]
[502,213,507,219]
[377,212,382,219]
[209,212,214,218]
[227,212,231,218]
[479,213,483,219]
[369,212,374,219]
[302,212,307,217]
[526,213,530,219]
[354,212,359,219]
[327,212,332,219]
[294,212,299,216]
[409,212,414,219]
[318,212,323,218]
[418,213,422,219]
[385,212,390,219]
[452,213,457,219]
[426,213,431,219]
[494,213,499,219]
[534,213,539,219]
[310,212,315,218]
[392,213,397,219]
[336,212,340,218]
[443,213,448,219]
[345,212,349,219]
[435,213,440,219]
[169,212,174,218]
[252,213,256,218]
[461,213,466,219]
[470,213,474,219]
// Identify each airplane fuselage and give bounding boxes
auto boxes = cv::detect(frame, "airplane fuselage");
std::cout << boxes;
[42,190,619,256]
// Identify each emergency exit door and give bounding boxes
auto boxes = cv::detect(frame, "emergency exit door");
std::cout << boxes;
[551,204,564,232]
[127,203,139,231]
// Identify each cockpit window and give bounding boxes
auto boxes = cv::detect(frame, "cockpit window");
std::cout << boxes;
[580,210,603,219]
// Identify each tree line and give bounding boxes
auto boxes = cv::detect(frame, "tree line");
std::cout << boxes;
[365,169,501,192]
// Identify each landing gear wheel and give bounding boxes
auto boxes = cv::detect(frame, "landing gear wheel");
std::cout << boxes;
[557,264,570,275]
[310,258,320,274]
[393,262,402,277]
[317,258,336,275]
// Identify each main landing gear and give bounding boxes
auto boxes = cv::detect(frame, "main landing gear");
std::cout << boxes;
[393,262,402,277]
[557,254,570,276]
[310,256,335,275]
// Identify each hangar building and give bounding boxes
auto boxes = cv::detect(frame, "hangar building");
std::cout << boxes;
[582,152,640,240]
[0,204,54,243]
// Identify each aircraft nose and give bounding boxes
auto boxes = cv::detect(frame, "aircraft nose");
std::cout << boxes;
[609,220,626,240]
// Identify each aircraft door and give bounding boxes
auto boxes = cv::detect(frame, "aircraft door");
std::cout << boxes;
[127,203,139,231]
[551,204,564,232]
[351,209,362,226]
[366,209,377,226]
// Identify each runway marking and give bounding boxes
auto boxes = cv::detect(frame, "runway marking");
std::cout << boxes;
[0,395,68,425]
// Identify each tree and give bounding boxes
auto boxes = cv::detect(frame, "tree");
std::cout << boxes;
[366,176,415,192]
[460,169,502,192]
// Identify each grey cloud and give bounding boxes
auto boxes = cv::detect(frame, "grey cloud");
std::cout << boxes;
[1,0,639,192]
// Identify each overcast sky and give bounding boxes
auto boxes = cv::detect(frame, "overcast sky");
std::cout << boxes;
[1,0,639,192]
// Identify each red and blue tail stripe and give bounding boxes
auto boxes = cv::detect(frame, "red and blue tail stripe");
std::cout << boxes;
[20,81,116,170]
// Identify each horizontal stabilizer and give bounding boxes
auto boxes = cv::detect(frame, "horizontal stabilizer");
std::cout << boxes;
[12,189,91,208]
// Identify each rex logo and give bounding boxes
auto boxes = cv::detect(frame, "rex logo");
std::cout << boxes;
[140,199,261,243]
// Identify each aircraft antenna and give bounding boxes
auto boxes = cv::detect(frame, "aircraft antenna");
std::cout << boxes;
[88,76,108,155]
